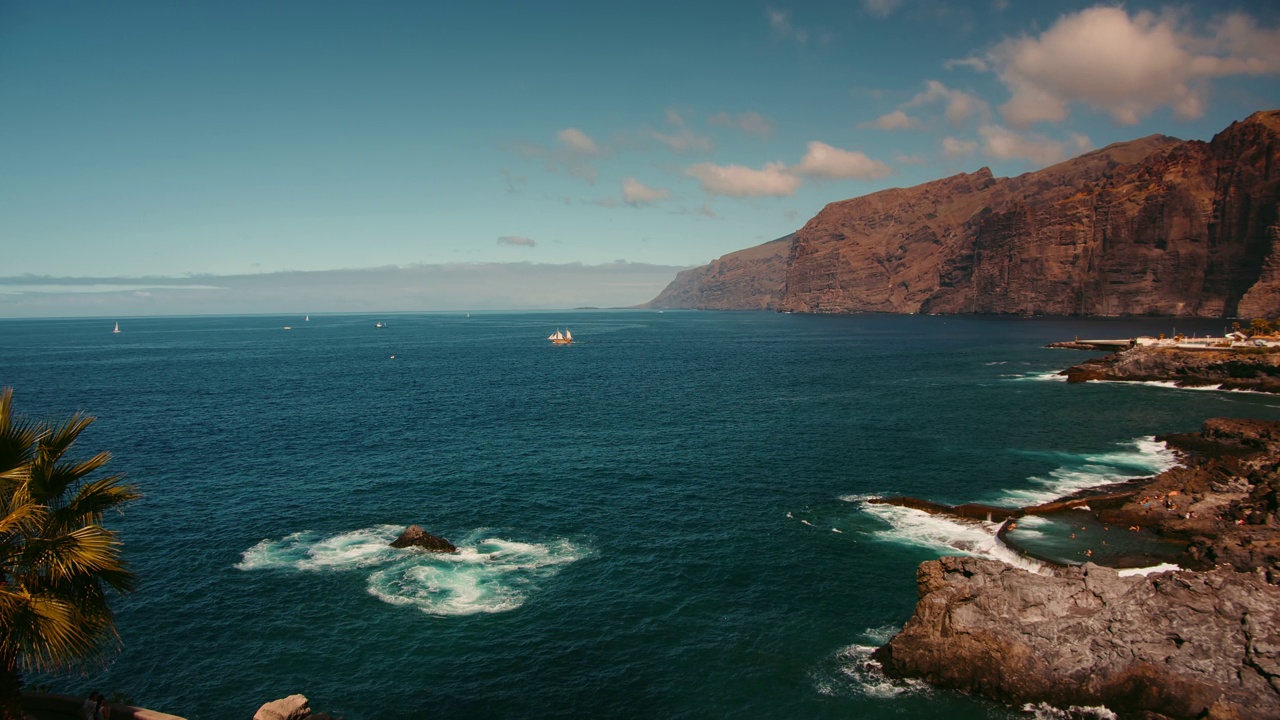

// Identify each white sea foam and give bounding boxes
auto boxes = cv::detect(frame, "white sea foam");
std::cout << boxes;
[1022,702,1118,720]
[855,501,1046,574]
[1117,562,1180,577]
[237,527,586,616]
[235,526,402,571]
[368,537,585,617]
[813,643,928,699]
[1091,379,1275,396]
[997,437,1177,506]
[1009,370,1068,382]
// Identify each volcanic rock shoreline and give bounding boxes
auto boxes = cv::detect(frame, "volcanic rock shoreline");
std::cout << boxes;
[1060,344,1280,393]
[873,418,1280,719]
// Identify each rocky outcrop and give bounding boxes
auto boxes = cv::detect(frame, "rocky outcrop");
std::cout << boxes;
[648,110,1280,318]
[255,695,311,720]
[1060,345,1280,393]
[874,557,1280,719]
[253,694,340,720]
[874,418,1280,717]
[389,525,457,553]
[644,234,793,310]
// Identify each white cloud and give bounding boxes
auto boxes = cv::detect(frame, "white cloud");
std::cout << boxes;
[859,110,922,130]
[793,141,893,180]
[498,235,537,248]
[905,80,990,125]
[988,6,1280,127]
[941,137,978,158]
[622,178,670,206]
[944,57,989,72]
[557,127,599,155]
[686,161,801,197]
[768,9,809,44]
[653,109,713,153]
[864,0,902,18]
[708,111,777,138]
[979,125,1065,166]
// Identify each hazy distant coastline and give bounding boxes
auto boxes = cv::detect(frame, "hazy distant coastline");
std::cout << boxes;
[0,261,689,318]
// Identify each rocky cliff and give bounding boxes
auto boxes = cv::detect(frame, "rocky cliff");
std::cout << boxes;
[874,557,1280,719]
[643,234,793,310]
[648,110,1280,317]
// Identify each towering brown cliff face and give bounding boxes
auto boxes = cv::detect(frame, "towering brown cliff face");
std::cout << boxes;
[648,110,1280,317]
[643,234,793,310]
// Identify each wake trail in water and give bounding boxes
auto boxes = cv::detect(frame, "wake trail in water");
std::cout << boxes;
[237,526,587,616]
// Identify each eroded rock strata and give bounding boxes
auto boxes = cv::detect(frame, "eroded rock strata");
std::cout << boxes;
[648,110,1280,317]
[875,418,1280,717]
[873,557,1280,719]
[1060,345,1280,393]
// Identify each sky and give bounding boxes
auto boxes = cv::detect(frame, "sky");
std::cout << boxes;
[2,0,1279,316]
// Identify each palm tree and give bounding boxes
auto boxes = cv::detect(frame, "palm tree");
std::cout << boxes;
[0,388,137,720]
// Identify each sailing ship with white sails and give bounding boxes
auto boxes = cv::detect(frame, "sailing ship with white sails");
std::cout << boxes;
[548,328,573,345]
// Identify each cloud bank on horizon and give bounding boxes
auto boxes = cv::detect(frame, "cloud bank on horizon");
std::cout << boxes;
[0,263,688,318]
[0,0,1277,316]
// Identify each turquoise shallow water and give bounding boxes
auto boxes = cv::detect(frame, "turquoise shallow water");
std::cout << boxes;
[3,311,1279,719]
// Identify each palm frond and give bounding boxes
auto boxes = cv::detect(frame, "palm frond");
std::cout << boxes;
[0,388,135,676]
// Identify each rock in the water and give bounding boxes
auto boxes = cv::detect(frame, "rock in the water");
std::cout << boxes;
[389,525,457,552]
[874,557,1280,719]
[253,694,310,720]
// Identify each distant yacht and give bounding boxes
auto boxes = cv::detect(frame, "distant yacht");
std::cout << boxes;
[112,322,120,334]
[305,315,310,322]
[376,322,386,329]
[548,328,573,345]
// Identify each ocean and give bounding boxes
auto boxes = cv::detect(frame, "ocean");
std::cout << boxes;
[3,311,1278,719]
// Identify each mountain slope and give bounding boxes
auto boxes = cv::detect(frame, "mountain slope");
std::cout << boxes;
[647,110,1280,318]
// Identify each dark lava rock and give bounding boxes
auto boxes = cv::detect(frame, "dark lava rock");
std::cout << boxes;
[874,557,1280,719]
[389,525,457,553]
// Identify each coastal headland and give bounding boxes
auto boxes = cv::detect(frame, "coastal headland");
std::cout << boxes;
[872,418,1280,718]
[1058,340,1280,393]
[647,109,1280,318]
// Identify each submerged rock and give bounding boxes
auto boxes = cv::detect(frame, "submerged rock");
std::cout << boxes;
[389,525,457,553]
[874,557,1280,719]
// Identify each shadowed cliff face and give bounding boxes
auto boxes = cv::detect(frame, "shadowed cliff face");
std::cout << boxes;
[643,234,793,310]
[648,110,1280,317]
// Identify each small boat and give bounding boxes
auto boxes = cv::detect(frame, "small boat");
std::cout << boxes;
[548,328,573,345]
[112,322,120,334]
[376,322,386,329]
[305,315,310,322]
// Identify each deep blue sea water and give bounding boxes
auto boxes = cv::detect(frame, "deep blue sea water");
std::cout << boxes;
[3,311,1279,719]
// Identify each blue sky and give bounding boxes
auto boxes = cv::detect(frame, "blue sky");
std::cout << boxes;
[2,1,1279,315]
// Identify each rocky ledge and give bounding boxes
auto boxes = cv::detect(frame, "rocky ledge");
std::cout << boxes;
[874,418,1280,718]
[873,557,1280,719]
[1061,345,1280,393]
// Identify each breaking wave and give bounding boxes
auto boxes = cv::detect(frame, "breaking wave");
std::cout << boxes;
[853,500,1046,573]
[996,436,1177,506]
[237,526,586,616]
[811,636,929,700]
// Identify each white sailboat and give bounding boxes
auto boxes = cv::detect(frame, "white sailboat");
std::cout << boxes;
[112,322,120,334]
[305,315,310,322]
[548,328,573,345]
